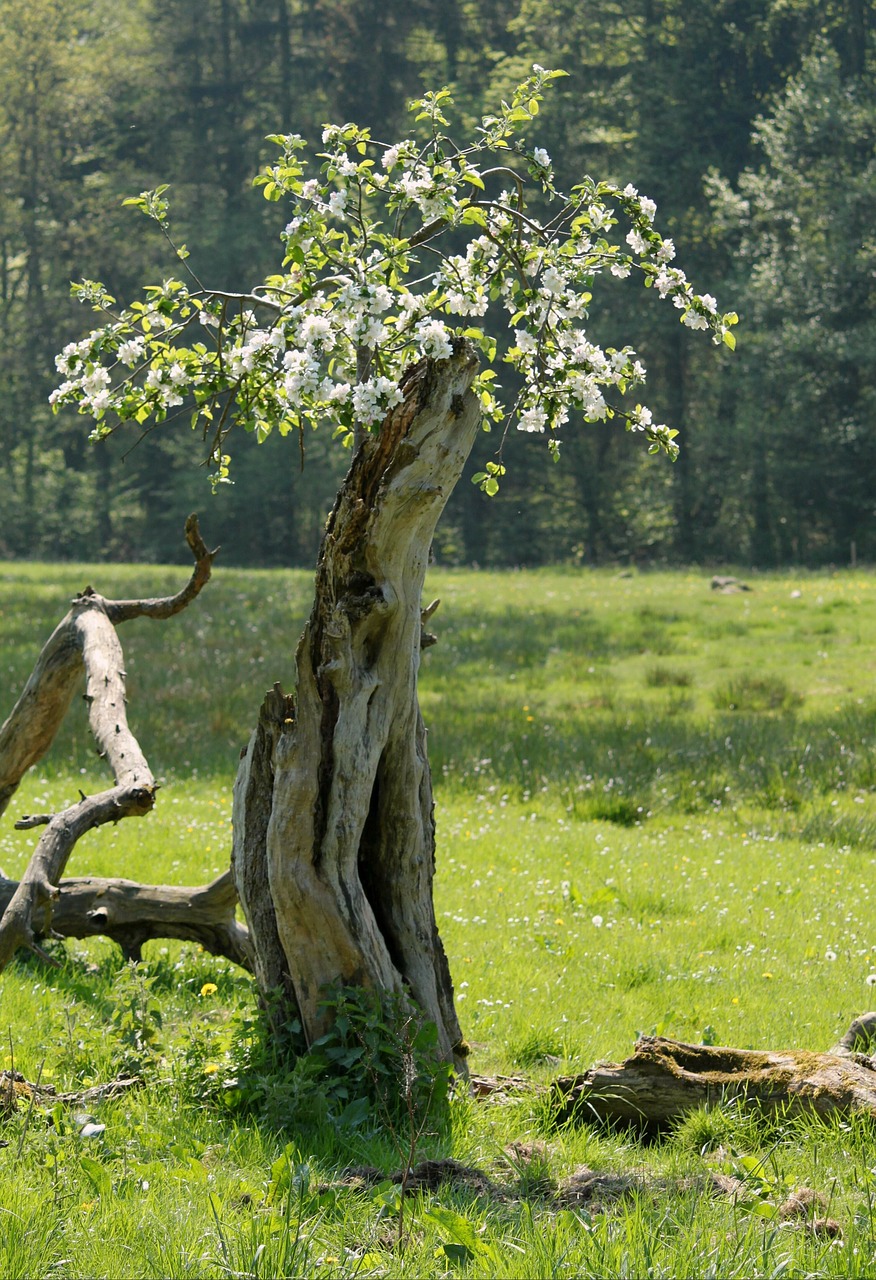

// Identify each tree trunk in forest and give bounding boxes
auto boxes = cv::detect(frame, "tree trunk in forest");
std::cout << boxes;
[232,343,481,1064]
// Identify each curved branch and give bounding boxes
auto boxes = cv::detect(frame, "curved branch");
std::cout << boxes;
[0,518,216,971]
[0,518,214,820]
[101,514,218,623]
[0,783,157,970]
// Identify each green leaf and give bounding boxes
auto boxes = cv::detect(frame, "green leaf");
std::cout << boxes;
[751,1201,779,1219]
[336,1096,371,1128]
[722,330,736,351]
[437,1243,474,1265]
[424,1207,481,1250]
[740,1155,771,1181]
[460,207,488,228]
[80,1156,112,1199]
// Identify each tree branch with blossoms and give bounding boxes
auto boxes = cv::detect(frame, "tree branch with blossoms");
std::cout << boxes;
[50,67,737,493]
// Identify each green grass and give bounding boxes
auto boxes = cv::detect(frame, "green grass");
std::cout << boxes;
[1,562,875,1276]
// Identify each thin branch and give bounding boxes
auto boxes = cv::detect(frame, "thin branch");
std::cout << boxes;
[101,515,217,623]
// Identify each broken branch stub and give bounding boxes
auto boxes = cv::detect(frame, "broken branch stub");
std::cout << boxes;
[0,517,222,971]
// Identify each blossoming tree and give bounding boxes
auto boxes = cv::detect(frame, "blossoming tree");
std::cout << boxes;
[9,70,735,1061]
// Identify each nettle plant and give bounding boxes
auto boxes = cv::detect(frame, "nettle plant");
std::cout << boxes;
[50,67,736,492]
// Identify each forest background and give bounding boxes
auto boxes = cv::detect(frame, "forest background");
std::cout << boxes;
[0,0,873,570]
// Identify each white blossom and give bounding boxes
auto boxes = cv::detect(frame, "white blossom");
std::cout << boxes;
[446,287,488,316]
[55,341,86,374]
[518,406,547,433]
[118,338,145,367]
[416,319,453,361]
[49,380,77,405]
[352,376,403,424]
[326,381,351,404]
[540,266,565,295]
[533,147,551,167]
[300,314,335,351]
[359,317,388,346]
[369,285,394,314]
[283,350,321,397]
[82,367,111,397]
[399,168,431,202]
[89,388,113,413]
[328,190,348,218]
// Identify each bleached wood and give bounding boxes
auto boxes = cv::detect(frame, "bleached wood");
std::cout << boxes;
[0,869,252,968]
[0,519,216,970]
[235,345,481,1061]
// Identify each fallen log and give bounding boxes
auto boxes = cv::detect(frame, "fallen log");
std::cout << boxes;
[0,869,252,970]
[552,1020,876,1126]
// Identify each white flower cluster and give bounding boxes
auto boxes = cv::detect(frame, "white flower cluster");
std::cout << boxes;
[50,68,733,483]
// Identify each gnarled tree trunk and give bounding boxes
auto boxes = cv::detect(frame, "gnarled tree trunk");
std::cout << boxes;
[232,343,481,1063]
[0,350,480,1065]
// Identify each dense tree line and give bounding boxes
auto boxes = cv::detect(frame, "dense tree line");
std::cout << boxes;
[0,0,872,567]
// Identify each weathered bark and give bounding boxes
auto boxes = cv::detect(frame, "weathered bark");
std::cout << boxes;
[0,869,251,968]
[232,684,296,1001]
[552,1025,876,1126]
[232,343,481,1062]
[0,517,219,969]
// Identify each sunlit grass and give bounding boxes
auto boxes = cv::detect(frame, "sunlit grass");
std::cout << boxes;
[0,561,875,1276]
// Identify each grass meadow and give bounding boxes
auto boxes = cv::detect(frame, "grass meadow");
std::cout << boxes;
[0,560,875,1277]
